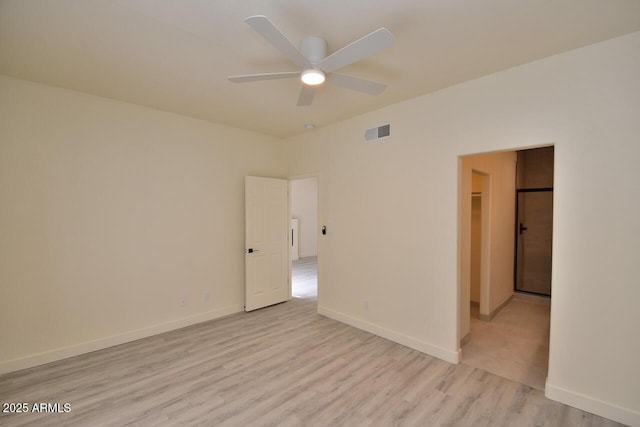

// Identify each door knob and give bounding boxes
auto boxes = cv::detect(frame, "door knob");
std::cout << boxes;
[246,248,260,254]
[519,223,528,235]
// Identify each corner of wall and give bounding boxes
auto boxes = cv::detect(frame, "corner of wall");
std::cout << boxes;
[318,305,460,365]
[545,380,640,427]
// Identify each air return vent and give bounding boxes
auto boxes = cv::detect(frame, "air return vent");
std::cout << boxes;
[365,123,391,143]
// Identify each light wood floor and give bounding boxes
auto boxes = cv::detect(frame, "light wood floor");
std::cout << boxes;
[0,265,621,426]
[462,294,550,390]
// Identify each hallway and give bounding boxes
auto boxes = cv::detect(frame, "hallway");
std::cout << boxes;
[462,294,550,390]
[292,256,317,299]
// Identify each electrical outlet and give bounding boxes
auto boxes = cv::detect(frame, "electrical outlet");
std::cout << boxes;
[363,300,369,311]
[204,290,210,302]
[180,297,186,306]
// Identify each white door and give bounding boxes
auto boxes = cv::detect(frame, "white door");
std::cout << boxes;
[245,176,289,311]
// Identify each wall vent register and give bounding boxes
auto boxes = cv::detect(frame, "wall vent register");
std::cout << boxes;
[365,123,391,142]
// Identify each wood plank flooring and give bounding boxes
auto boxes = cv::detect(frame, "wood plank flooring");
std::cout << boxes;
[0,268,622,426]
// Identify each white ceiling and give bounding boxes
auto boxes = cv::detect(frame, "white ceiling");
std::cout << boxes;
[1,0,640,138]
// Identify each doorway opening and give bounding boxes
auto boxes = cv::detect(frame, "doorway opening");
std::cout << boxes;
[459,148,552,391]
[289,176,318,301]
[469,170,489,319]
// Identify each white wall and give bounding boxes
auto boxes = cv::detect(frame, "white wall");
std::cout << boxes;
[290,177,318,258]
[284,32,640,425]
[0,76,286,373]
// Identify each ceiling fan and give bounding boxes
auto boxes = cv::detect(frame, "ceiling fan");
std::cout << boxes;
[228,15,395,106]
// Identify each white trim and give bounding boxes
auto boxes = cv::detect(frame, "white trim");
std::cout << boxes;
[287,171,321,181]
[546,380,640,427]
[0,304,243,375]
[318,305,460,364]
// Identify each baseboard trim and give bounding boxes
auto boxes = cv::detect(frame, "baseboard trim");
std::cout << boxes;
[479,294,513,321]
[460,333,471,348]
[318,305,460,364]
[298,253,318,259]
[0,304,243,376]
[545,380,640,426]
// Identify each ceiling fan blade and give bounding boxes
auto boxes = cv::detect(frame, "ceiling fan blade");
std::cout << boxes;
[297,85,316,106]
[245,15,311,69]
[228,72,300,83]
[327,73,386,95]
[317,28,394,73]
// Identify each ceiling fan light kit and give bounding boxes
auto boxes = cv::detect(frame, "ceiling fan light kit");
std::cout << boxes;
[228,15,394,106]
[300,69,325,85]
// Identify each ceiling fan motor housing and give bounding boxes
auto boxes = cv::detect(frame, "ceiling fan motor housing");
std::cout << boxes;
[299,36,327,63]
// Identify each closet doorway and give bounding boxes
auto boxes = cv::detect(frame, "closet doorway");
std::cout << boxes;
[469,171,487,312]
